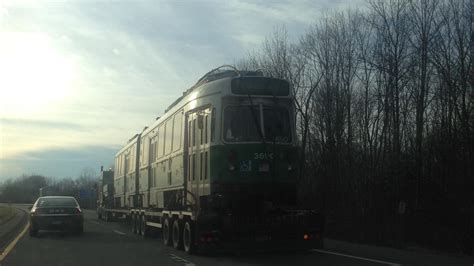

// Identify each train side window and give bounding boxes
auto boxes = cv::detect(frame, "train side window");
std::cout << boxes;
[200,152,203,180]
[150,166,154,187]
[140,145,143,164]
[154,136,157,161]
[158,125,164,158]
[173,112,182,152]
[164,119,172,155]
[149,139,153,163]
[188,155,192,181]
[200,115,204,145]
[192,154,196,181]
[150,136,158,163]
[204,151,208,180]
[210,108,215,142]
[192,119,196,147]
[205,114,208,144]
[188,120,192,148]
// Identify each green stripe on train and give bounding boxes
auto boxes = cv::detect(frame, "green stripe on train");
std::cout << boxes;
[209,144,298,184]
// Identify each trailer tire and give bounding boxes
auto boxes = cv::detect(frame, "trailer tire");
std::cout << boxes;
[183,220,195,254]
[137,213,143,235]
[140,215,148,237]
[163,217,172,246]
[131,213,137,234]
[104,212,110,222]
[172,219,183,250]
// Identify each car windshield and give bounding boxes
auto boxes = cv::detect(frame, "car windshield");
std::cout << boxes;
[36,198,77,207]
[224,105,291,143]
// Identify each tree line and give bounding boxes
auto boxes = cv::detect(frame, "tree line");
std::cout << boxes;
[0,168,98,208]
[238,0,472,254]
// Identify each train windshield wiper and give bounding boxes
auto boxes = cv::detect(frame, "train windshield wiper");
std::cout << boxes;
[247,94,265,143]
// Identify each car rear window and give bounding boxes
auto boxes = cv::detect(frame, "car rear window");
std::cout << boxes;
[37,198,78,207]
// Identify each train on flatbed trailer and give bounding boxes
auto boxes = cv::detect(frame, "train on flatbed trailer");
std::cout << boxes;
[97,65,324,253]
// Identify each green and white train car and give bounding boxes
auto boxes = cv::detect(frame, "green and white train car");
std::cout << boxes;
[97,66,324,253]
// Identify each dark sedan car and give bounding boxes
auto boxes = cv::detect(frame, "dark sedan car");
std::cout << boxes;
[29,196,84,236]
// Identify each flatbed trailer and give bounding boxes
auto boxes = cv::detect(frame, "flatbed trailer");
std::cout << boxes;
[97,204,324,253]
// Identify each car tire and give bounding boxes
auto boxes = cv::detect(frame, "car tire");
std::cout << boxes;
[29,226,38,237]
[172,219,183,250]
[315,237,324,249]
[75,225,84,235]
[163,217,172,246]
[183,220,196,254]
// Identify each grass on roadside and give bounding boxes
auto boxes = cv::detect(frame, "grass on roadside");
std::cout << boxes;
[0,205,16,224]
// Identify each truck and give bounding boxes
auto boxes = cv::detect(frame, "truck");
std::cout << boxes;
[97,66,325,253]
[39,186,59,197]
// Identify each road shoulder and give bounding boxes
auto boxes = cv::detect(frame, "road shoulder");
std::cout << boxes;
[0,205,28,255]
[324,238,474,265]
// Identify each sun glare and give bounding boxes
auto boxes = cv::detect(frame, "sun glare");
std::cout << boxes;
[0,32,76,117]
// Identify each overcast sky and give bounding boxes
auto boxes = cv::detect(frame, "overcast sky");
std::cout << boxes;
[0,0,363,181]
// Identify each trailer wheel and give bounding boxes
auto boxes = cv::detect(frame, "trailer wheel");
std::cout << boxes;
[183,220,195,254]
[172,219,183,250]
[104,212,110,222]
[137,213,143,235]
[131,213,137,234]
[140,215,148,237]
[163,217,172,246]
[138,214,146,236]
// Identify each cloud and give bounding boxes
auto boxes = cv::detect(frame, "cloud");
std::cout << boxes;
[0,118,84,130]
[0,145,118,180]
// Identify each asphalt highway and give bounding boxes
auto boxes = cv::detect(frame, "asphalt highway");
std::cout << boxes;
[1,207,471,266]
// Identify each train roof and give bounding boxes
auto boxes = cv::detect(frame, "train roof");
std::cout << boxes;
[165,65,263,113]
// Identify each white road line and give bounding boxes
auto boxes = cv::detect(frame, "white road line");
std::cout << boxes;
[0,209,29,262]
[169,253,196,266]
[312,249,401,266]
[113,230,126,236]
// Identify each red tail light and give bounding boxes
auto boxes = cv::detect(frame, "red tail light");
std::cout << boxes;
[200,231,220,243]
[227,150,237,163]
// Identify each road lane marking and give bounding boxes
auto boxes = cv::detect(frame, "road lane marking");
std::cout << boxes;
[0,212,29,262]
[169,254,195,266]
[113,230,126,235]
[311,249,401,266]
[90,221,102,226]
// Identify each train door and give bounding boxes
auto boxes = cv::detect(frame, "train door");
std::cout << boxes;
[186,108,212,208]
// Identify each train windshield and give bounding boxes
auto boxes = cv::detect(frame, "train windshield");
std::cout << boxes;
[224,105,291,143]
